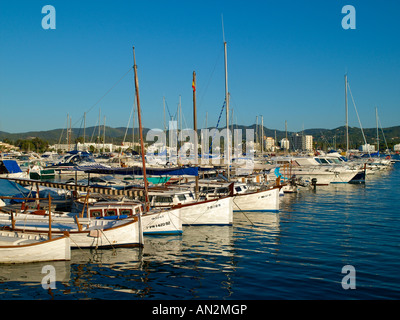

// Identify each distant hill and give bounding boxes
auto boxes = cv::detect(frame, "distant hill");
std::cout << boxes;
[1,124,400,150]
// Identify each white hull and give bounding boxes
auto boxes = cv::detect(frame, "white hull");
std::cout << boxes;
[68,218,143,248]
[291,169,359,184]
[0,215,143,248]
[0,231,70,264]
[178,196,233,225]
[232,187,280,212]
[142,207,182,234]
[72,199,183,235]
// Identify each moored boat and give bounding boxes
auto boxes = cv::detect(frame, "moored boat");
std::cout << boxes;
[0,231,70,264]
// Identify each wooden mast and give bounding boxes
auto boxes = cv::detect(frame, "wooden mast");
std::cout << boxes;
[132,46,149,211]
[376,106,379,153]
[345,74,349,156]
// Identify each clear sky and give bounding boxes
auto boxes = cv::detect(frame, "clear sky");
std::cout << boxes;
[1,0,399,134]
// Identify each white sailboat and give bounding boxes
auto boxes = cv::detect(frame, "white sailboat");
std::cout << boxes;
[131,46,184,233]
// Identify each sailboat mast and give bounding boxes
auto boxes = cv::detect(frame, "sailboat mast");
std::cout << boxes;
[261,115,264,157]
[163,96,166,133]
[224,41,230,181]
[345,74,349,156]
[83,112,86,145]
[132,46,149,210]
[103,116,106,152]
[193,71,199,197]
[376,106,379,153]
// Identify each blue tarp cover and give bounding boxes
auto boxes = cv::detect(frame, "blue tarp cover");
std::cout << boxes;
[74,165,199,176]
[2,160,22,173]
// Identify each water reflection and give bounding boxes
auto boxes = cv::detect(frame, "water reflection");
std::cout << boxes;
[0,260,71,283]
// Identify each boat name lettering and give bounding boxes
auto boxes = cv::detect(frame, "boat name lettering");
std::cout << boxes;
[147,221,171,229]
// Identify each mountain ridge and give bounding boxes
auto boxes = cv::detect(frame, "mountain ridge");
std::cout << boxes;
[1,125,400,149]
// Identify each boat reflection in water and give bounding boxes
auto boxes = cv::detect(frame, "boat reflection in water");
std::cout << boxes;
[0,260,71,283]
[0,211,281,299]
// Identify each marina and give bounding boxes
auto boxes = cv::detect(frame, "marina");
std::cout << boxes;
[0,153,399,299]
[1,1,400,304]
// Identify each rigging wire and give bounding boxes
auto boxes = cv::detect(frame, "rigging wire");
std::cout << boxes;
[71,67,134,129]
[208,100,226,153]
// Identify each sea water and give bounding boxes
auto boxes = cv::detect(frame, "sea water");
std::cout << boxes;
[0,162,399,300]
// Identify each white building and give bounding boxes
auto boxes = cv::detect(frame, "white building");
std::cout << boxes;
[50,142,129,153]
[280,138,290,150]
[359,144,376,152]
[304,135,313,151]
[290,134,313,151]
[393,144,400,152]
[265,137,275,151]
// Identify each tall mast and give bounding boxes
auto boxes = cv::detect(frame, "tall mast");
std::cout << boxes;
[345,74,349,156]
[66,113,69,151]
[83,112,86,145]
[163,96,166,133]
[285,120,288,155]
[103,116,106,152]
[376,106,379,153]
[132,99,135,151]
[98,108,101,146]
[224,41,230,181]
[193,71,199,197]
[69,115,72,152]
[256,116,258,153]
[132,46,149,210]
[261,115,264,157]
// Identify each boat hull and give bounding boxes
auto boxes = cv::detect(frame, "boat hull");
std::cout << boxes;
[291,169,359,185]
[0,232,70,264]
[232,187,280,212]
[142,207,182,235]
[178,196,233,226]
[0,216,143,249]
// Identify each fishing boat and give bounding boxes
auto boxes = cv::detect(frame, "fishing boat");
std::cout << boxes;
[145,188,233,225]
[73,197,182,235]
[0,231,70,264]
[0,195,144,249]
[0,212,143,249]
[183,180,280,212]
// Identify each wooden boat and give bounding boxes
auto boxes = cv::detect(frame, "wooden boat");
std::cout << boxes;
[0,213,143,249]
[0,195,144,249]
[175,180,280,212]
[0,230,70,264]
[144,189,233,225]
[73,197,182,235]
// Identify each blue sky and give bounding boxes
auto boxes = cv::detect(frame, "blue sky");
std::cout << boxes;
[1,0,399,134]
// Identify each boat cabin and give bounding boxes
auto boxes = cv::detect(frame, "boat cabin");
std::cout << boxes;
[83,201,144,219]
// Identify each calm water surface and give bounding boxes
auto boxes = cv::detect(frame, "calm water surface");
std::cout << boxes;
[1,162,399,300]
